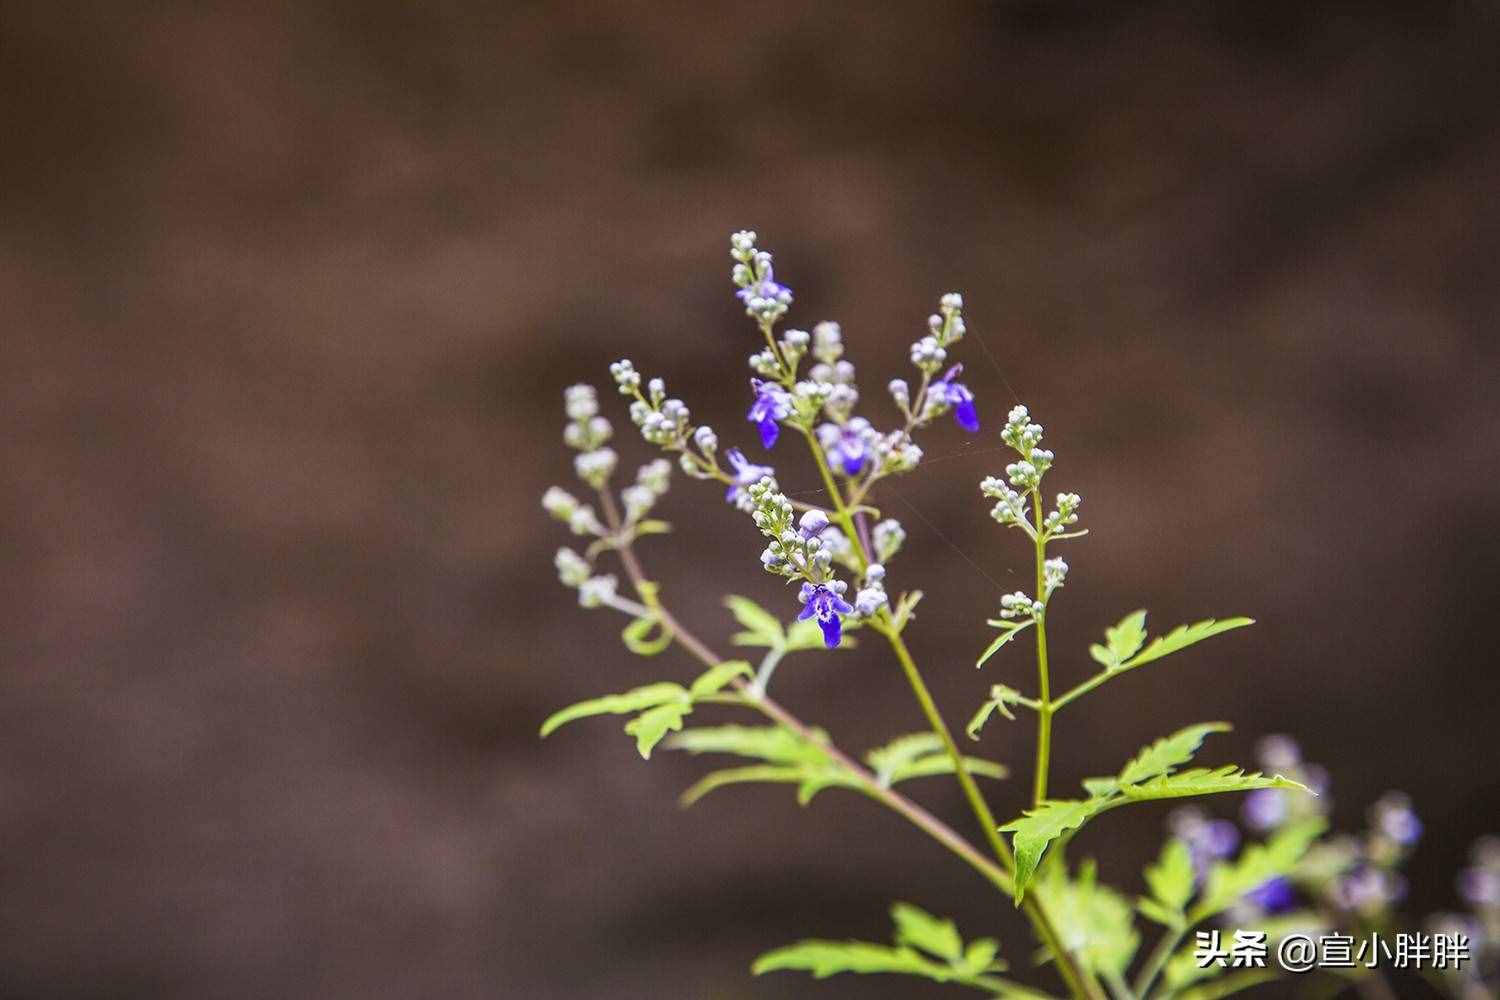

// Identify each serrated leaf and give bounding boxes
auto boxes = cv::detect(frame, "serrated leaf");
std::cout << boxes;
[1117,722,1232,786]
[967,699,1002,741]
[1038,862,1139,978]
[1000,799,1107,900]
[891,902,963,961]
[1089,609,1148,668]
[1136,897,1182,928]
[1195,817,1326,919]
[623,702,691,758]
[539,682,689,737]
[754,903,1006,989]
[1176,969,1279,1000]
[665,724,829,764]
[1120,617,1253,670]
[1144,837,1195,915]
[784,617,828,651]
[678,765,813,805]
[753,941,950,981]
[1082,777,1119,798]
[688,660,752,698]
[977,619,1033,668]
[887,754,1008,785]
[725,595,785,645]
[621,614,672,655]
[865,733,944,783]
[962,938,1001,975]
[1123,767,1308,803]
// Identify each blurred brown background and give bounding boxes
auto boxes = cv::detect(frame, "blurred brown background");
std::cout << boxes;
[3,2,1498,997]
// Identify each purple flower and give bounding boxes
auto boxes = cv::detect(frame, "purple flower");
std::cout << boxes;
[1459,866,1500,908]
[1242,788,1288,832]
[735,257,793,320]
[1171,808,1240,881]
[1244,876,1297,914]
[797,509,830,539]
[1372,793,1422,847]
[817,418,873,476]
[724,447,774,504]
[747,379,791,449]
[1337,865,1405,913]
[928,364,979,433]
[798,582,853,648]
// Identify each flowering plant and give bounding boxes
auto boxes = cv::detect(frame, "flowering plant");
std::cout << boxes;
[540,233,1497,999]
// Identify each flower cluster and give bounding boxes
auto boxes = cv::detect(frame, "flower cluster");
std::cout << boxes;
[731,230,793,326]
[745,479,851,647]
[981,405,1084,541]
[543,387,674,616]
[730,233,979,516]
[1169,806,1242,883]
[609,359,760,499]
[1432,838,1500,996]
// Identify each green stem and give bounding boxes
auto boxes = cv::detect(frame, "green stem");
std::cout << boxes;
[1103,968,1139,1000]
[1031,490,1053,806]
[795,429,1099,1000]
[750,647,785,695]
[1052,668,1123,712]
[1132,924,1184,999]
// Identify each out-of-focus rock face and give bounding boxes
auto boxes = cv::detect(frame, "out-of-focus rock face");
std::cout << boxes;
[1,3,1496,997]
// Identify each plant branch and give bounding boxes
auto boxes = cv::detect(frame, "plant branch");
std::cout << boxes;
[1030,489,1054,806]
[785,437,1100,1000]
[595,489,1017,901]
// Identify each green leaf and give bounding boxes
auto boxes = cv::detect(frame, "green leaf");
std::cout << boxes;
[1089,609,1148,668]
[1117,722,1232,786]
[962,938,1001,975]
[725,595,785,646]
[665,724,829,764]
[977,619,1034,668]
[678,765,815,805]
[688,660,752,698]
[890,902,962,961]
[865,733,943,783]
[623,702,691,758]
[1120,617,1254,670]
[784,618,829,651]
[727,594,856,651]
[539,682,689,737]
[1135,897,1182,928]
[1195,817,1326,919]
[752,941,951,981]
[886,754,1008,785]
[753,902,1007,989]
[1038,861,1139,978]
[621,614,673,655]
[668,725,850,805]
[1176,969,1279,1000]
[1122,767,1308,803]
[632,518,672,536]
[967,699,1002,741]
[1001,732,1305,901]
[1143,838,1195,916]
[1000,799,1108,900]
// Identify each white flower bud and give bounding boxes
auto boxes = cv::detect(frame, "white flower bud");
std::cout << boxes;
[637,458,672,495]
[573,448,617,489]
[554,547,591,587]
[565,384,598,421]
[854,586,887,617]
[542,486,579,521]
[578,574,619,609]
